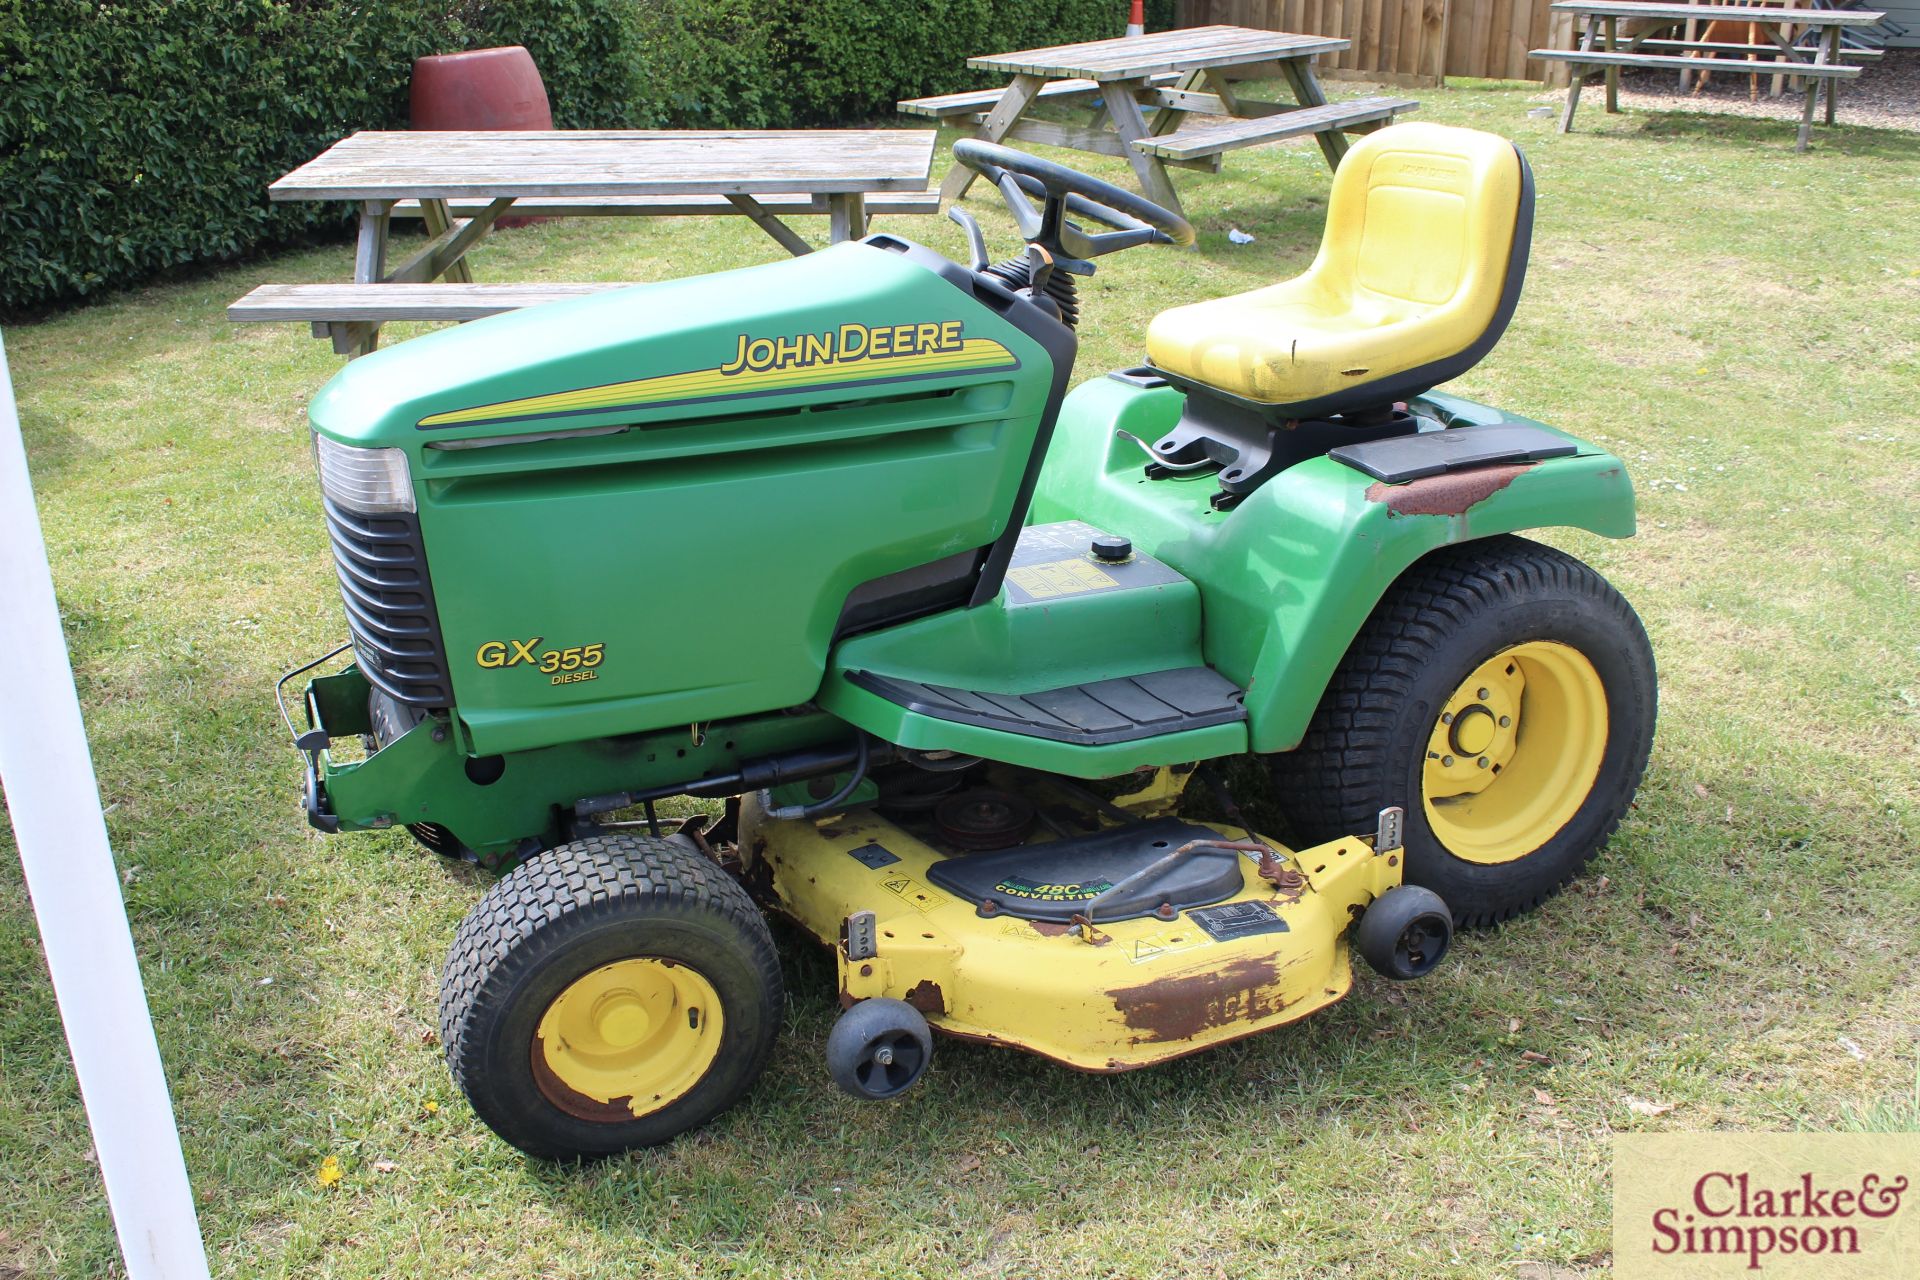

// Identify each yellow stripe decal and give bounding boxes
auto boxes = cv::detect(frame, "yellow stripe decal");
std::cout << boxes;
[418,336,1019,429]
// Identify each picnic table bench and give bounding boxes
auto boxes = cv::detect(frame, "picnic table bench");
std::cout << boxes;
[903,26,1418,222]
[1532,1,1884,150]
[230,130,938,356]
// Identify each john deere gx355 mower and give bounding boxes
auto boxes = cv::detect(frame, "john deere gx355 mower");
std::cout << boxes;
[282,122,1655,1158]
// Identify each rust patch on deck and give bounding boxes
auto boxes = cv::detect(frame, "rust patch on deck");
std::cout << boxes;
[1105,954,1292,1043]
[1365,463,1534,516]
[903,979,947,1015]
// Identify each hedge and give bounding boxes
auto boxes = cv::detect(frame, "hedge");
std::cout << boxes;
[0,0,637,312]
[627,0,1181,128]
[1,0,1178,313]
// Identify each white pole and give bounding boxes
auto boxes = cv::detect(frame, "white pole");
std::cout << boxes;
[0,331,213,1280]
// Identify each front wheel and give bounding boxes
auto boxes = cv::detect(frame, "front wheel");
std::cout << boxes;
[1271,536,1656,927]
[439,835,783,1158]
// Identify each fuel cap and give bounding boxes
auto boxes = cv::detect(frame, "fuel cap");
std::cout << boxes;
[1090,535,1132,562]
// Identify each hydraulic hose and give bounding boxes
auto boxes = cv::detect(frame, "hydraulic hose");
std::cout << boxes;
[761,733,871,821]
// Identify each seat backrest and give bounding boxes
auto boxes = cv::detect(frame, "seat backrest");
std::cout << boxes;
[1301,122,1533,414]
[1317,122,1527,320]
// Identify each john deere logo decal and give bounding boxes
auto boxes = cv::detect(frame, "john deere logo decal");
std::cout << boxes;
[720,321,968,375]
[417,321,1018,429]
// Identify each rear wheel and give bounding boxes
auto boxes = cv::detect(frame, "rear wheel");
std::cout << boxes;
[1271,536,1655,927]
[439,834,782,1158]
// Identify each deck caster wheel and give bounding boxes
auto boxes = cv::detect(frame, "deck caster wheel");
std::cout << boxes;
[1355,885,1453,980]
[826,998,932,1100]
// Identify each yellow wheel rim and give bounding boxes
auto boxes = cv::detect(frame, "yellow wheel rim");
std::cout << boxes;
[1421,640,1608,865]
[532,958,724,1120]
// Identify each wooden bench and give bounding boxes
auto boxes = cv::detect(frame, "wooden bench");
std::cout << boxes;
[898,75,1180,119]
[1538,0,1883,150]
[1133,95,1417,161]
[1533,47,1861,147]
[1532,49,1862,75]
[385,192,943,219]
[228,283,636,353]
[1622,38,1882,58]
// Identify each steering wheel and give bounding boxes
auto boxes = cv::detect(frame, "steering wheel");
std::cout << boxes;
[952,139,1195,262]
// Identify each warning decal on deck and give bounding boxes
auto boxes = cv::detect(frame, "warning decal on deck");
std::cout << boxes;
[1127,927,1212,965]
[1187,900,1290,942]
[881,875,948,914]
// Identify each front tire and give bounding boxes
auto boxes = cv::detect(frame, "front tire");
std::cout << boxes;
[1272,536,1655,927]
[439,835,783,1159]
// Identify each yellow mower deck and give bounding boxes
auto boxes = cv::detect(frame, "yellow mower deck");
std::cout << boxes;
[739,788,1403,1072]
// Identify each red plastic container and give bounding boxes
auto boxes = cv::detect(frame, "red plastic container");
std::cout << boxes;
[411,46,554,227]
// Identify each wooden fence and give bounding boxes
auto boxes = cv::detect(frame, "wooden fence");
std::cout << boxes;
[1176,0,1569,84]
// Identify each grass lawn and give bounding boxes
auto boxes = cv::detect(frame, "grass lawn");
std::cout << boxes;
[3,78,1918,1279]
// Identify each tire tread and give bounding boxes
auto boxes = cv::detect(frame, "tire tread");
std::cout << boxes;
[1273,535,1654,928]
[438,835,781,1155]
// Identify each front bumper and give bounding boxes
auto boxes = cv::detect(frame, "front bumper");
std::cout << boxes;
[276,649,382,835]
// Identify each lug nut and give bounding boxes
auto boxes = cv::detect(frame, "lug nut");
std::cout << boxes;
[1441,755,1455,767]
[1499,715,1511,727]
[873,1046,895,1066]
[1441,711,1454,725]
[1477,687,1490,700]
[1478,757,1490,768]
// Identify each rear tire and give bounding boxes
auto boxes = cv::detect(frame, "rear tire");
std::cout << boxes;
[1271,536,1655,927]
[439,835,783,1159]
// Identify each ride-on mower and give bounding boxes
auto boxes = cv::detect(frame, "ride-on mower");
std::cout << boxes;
[282,122,1655,1158]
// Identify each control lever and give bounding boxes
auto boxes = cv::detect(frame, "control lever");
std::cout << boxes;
[1023,243,1057,313]
[947,206,990,272]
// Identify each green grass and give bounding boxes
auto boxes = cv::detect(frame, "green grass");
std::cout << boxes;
[3,79,1918,1279]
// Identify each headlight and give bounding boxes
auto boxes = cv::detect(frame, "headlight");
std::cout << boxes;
[313,433,415,514]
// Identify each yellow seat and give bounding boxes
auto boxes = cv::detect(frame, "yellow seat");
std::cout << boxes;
[1146,123,1532,415]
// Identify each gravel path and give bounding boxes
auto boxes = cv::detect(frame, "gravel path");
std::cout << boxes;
[1535,46,1920,132]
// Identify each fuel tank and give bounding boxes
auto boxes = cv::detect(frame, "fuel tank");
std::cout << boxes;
[307,240,1062,755]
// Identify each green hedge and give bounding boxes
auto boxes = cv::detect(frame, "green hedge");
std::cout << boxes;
[0,0,636,312]
[627,0,1179,128]
[1,0,1173,312]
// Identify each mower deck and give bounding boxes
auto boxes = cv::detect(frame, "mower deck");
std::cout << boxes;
[739,771,1401,1071]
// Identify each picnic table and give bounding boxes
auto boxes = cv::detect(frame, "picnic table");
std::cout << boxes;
[1533,2,1885,150]
[231,130,938,356]
[902,25,1419,222]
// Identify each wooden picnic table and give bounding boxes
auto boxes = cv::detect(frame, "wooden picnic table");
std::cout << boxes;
[904,25,1419,223]
[256,129,936,355]
[1533,2,1884,150]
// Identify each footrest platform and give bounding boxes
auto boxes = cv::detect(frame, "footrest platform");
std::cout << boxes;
[846,666,1245,746]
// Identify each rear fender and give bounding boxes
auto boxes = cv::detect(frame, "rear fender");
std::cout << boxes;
[1031,378,1636,753]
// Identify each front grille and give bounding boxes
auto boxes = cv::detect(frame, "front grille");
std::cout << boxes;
[322,496,453,707]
